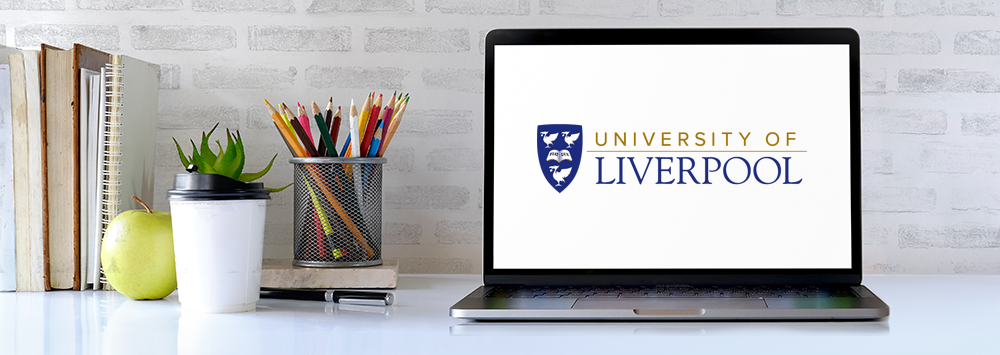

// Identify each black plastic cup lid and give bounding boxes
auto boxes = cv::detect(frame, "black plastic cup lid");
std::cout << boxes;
[167,165,271,201]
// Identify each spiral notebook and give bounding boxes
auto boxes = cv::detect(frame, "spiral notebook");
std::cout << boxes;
[89,54,159,290]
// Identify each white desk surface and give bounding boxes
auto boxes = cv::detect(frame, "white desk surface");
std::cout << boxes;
[1,274,998,354]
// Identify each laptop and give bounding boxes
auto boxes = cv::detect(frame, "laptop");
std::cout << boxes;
[451,28,890,320]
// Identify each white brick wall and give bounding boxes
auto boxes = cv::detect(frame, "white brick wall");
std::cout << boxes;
[3,0,1000,274]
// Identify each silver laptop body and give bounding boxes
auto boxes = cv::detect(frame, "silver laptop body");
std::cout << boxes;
[452,28,889,320]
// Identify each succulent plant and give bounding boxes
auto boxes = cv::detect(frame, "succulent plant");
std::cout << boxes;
[173,123,291,192]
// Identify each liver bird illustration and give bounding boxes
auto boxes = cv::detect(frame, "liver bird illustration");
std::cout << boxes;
[540,131,560,148]
[562,131,580,148]
[548,166,573,187]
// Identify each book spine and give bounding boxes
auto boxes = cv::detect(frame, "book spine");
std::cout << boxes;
[98,59,123,291]
[0,63,16,291]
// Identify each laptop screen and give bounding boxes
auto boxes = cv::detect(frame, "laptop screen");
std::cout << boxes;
[492,44,852,270]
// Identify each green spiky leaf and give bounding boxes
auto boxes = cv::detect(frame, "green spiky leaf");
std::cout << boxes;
[233,130,245,178]
[213,129,241,179]
[178,124,289,193]
[267,183,293,193]
[206,122,219,138]
[199,122,220,167]
[189,140,217,174]
[238,154,276,182]
[173,137,190,167]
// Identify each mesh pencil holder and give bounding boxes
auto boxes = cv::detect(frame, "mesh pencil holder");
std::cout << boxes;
[291,157,385,267]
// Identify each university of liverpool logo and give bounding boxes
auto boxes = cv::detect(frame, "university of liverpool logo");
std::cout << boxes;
[537,124,582,193]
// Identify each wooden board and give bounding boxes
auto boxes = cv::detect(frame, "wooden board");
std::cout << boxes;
[260,259,398,289]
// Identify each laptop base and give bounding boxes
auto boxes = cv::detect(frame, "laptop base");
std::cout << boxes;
[451,285,889,321]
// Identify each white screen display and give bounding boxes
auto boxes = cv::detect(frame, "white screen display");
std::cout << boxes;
[493,45,852,269]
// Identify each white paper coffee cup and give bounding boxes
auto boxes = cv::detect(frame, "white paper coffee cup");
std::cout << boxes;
[167,169,270,313]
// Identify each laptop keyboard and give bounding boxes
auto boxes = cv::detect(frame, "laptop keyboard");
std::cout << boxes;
[486,286,857,299]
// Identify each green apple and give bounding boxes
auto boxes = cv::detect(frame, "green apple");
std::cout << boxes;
[101,196,177,300]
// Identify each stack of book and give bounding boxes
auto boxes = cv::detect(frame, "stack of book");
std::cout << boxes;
[0,44,159,292]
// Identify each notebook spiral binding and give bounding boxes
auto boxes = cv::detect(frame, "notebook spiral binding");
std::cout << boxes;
[98,61,124,287]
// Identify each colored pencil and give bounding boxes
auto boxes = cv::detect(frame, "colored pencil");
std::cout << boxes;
[341,101,352,156]
[360,94,382,157]
[331,104,342,148]
[272,121,296,157]
[265,100,306,157]
[312,101,337,158]
[298,103,316,149]
[395,92,406,113]
[378,96,407,157]
[341,135,351,158]
[313,101,328,157]
[380,92,397,145]
[278,103,288,123]
[302,171,337,257]
[268,93,408,158]
[290,116,319,157]
[350,101,360,157]
[281,103,302,147]
[368,120,383,157]
[267,98,374,258]
[308,169,374,257]
[357,92,374,144]
[298,102,313,144]
[288,103,305,147]
[325,97,334,145]
[279,103,300,147]
[393,96,408,120]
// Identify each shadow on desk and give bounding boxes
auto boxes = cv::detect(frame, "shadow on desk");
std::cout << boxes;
[449,321,890,336]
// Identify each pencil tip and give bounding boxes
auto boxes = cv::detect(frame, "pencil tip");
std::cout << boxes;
[264,99,270,105]
[329,97,333,102]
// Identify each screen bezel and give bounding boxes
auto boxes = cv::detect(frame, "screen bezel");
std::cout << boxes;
[484,28,862,286]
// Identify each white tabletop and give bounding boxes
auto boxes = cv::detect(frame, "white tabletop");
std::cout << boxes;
[1,274,998,354]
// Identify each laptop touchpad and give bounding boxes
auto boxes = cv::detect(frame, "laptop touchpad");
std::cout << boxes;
[572,298,767,310]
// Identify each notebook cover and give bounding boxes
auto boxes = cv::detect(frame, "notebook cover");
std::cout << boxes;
[99,55,158,291]
[114,55,158,214]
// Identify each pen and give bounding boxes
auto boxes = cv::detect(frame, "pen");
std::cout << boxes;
[260,288,394,306]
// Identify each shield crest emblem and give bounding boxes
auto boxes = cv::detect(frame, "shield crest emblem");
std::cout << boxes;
[537,124,582,193]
